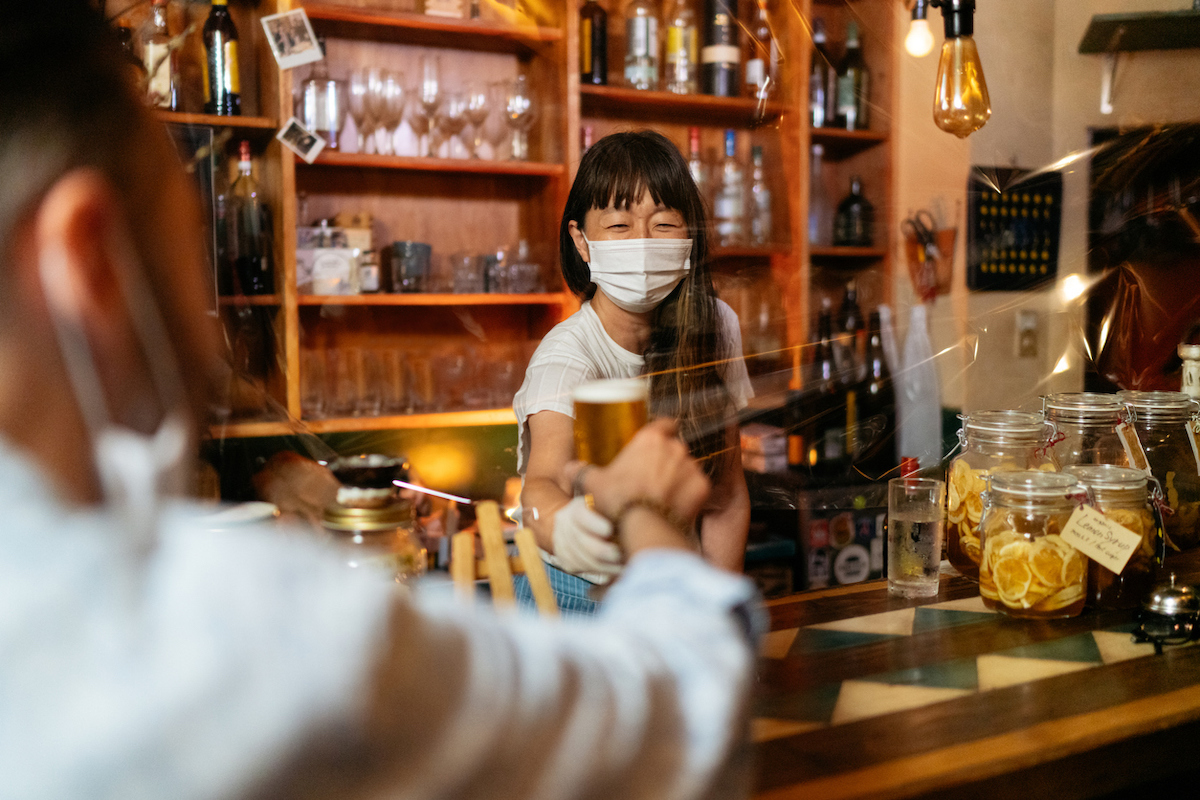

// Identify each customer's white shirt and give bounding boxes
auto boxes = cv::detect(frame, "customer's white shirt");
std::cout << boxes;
[0,437,758,800]
[513,298,754,476]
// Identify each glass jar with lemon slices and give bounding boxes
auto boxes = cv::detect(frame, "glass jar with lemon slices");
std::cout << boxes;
[947,411,1056,579]
[978,471,1088,618]
[1119,391,1200,552]
[1042,392,1131,469]
[1063,465,1163,610]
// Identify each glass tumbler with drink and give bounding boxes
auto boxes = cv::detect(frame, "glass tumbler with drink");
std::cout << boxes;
[888,476,946,598]
[572,378,649,467]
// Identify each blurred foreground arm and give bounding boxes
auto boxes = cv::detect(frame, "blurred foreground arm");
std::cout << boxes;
[254,421,760,800]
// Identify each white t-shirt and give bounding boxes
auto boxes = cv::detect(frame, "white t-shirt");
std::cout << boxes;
[514,298,754,475]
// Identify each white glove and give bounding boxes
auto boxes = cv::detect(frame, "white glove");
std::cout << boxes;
[551,495,623,578]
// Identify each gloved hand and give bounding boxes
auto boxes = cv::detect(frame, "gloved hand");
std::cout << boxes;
[551,495,623,577]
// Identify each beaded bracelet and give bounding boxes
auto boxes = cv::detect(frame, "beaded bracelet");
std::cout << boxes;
[614,497,691,537]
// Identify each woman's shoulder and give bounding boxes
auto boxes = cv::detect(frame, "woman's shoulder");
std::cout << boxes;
[527,303,605,366]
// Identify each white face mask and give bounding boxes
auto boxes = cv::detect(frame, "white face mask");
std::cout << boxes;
[38,238,192,567]
[583,234,692,314]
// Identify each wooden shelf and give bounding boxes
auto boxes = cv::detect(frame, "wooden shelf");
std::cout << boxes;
[209,419,296,439]
[297,292,569,306]
[304,408,518,433]
[811,127,889,159]
[810,245,889,260]
[713,244,792,259]
[218,295,281,306]
[298,150,565,177]
[580,85,785,127]
[302,2,561,55]
[154,110,277,133]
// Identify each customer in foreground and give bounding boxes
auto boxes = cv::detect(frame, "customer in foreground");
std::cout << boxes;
[0,3,758,799]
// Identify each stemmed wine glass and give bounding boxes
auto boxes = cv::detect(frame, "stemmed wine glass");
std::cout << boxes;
[378,71,406,156]
[464,82,490,158]
[365,67,390,154]
[413,54,442,157]
[348,69,370,153]
[436,91,470,159]
[504,75,535,161]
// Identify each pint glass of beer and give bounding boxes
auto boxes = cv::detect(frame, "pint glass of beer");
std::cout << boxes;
[572,378,649,466]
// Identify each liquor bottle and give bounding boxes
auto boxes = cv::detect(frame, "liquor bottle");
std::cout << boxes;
[580,0,607,86]
[687,126,707,201]
[835,279,864,382]
[713,129,744,247]
[744,0,776,99]
[810,19,832,127]
[701,0,739,97]
[833,175,874,247]
[835,21,868,130]
[664,0,699,94]
[853,309,897,478]
[142,0,177,110]
[203,0,241,116]
[807,298,847,476]
[748,145,771,246]
[624,0,660,90]
[808,144,831,246]
[114,19,148,87]
[228,141,274,295]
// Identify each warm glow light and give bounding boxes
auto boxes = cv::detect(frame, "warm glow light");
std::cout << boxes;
[933,35,991,137]
[1052,354,1071,375]
[1060,274,1087,303]
[906,18,935,57]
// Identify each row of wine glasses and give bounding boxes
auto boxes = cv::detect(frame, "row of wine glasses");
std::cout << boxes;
[338,56,535,160]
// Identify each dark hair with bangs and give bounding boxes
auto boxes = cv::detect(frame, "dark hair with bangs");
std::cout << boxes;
[558,131,733,483]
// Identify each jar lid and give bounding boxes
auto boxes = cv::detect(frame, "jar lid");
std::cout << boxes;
[963,410,1046,439]
[1062,464,1148,492]
[1043,392,1125,421]
[988,470,1080,500]
[1119,390,1198,420]
[322,500,413,531]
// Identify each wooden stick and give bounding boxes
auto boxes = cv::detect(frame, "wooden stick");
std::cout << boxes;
[515,528,558,617]
[475,501,515,608]
[450,531,476,604]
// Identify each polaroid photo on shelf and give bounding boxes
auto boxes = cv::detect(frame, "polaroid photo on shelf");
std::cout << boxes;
[261,9,323,70]
[277,117,326,163]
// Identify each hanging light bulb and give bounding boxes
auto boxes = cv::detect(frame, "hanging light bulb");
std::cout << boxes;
[932,0,991,138]
[906,0,935,58]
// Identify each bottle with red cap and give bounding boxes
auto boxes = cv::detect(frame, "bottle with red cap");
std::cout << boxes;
[228,141,274,296]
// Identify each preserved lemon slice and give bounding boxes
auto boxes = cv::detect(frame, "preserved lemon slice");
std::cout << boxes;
[1029,543,1065,587]
[994,557,1033,604]
[1061,550,1085,586]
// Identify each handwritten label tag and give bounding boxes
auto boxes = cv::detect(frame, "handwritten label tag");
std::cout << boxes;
[1060,505,1143,575]
[1115,422,1150,474]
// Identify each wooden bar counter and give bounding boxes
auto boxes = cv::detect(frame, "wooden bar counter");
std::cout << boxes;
[751,549,1200,799]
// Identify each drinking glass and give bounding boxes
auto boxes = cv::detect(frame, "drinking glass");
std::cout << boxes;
[482,81,511,159]
[435,90,469,159]
[365,68,390,155]
[503,75,535,161]
[887,477,946,598]
[301,349,327,418]
[415,54,442,157]
[348,69,370,152]
[378,71,406,156]
[464,82,490,158]
[380,350,407,414]
[572,378,649,466]
[327,348,358,418]
[357,348,384,416]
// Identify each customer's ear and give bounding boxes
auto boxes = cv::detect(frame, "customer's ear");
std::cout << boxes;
[568,219,590,264]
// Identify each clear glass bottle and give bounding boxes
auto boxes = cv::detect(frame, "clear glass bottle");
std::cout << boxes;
[322,500,427,582]
[713,129,744,247]
[1120,390,1200,551]
[142,0,177,110]
[808,144,830,245]
[687,125,707,205]
[833,175,873,247]
[1042,392,1131,469]
[947,411,1055,579]
[664,0,699,94]
[624,0,660,90]
[978,471,1086,618]
[809,19,832,128]
[1063,465,1162,610]
[227,141,274,296]
[747,145,771,245]
[744,0,775,99]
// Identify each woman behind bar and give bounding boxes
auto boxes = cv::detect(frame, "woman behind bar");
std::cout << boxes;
[514,131,753,614]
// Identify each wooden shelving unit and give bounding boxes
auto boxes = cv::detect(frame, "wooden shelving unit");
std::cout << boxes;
[299,150,565,177]
[579,84,785,126]
[296,292,569,307]
[154,110,278,133]
[302,2,561,53]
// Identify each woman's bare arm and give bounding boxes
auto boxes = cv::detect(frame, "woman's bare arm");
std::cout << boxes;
[699,423,750,572]
[520,410,578,552]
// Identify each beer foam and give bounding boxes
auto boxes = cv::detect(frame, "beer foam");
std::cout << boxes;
[573,378,648,404]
